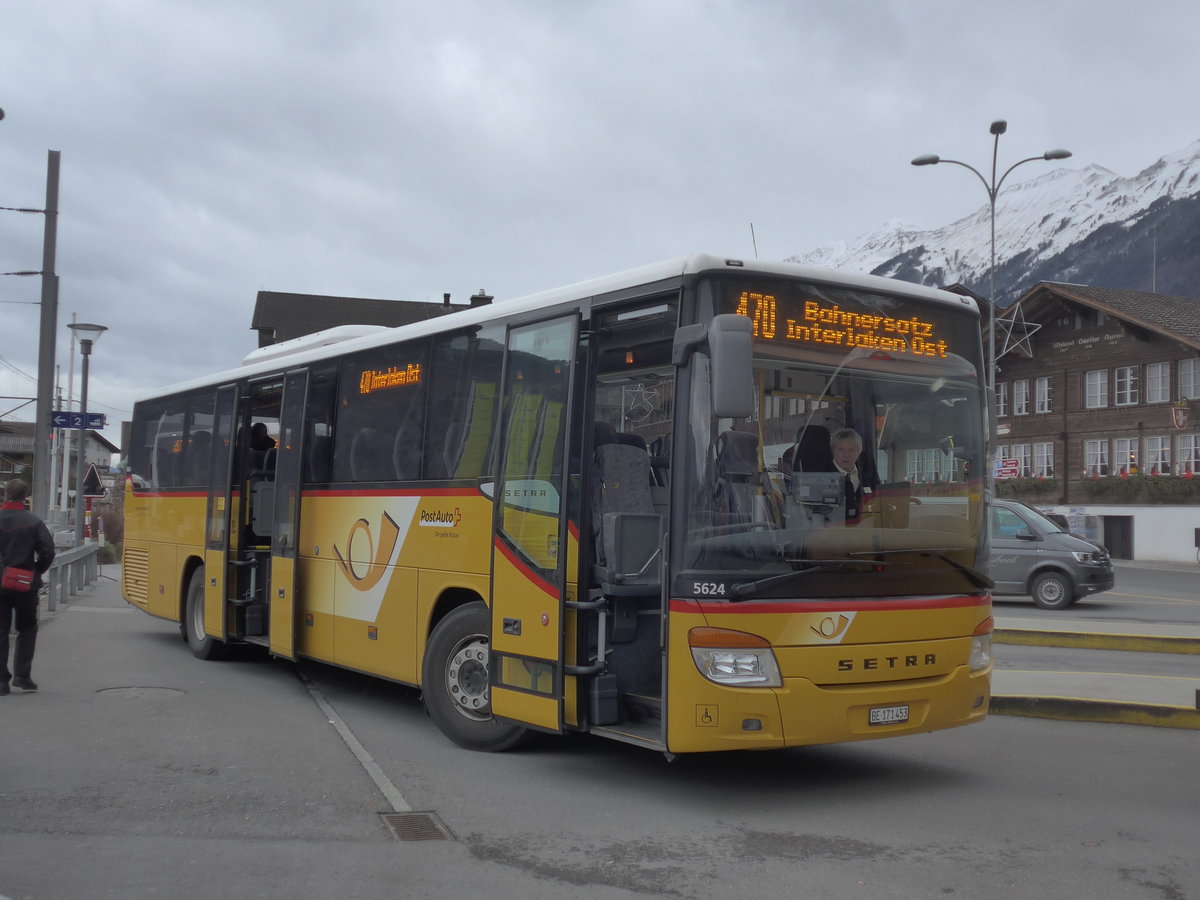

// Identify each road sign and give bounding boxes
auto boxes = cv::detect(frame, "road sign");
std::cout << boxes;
[993,457,1021,480]
[51,411,106,429]
[82,463,107,497]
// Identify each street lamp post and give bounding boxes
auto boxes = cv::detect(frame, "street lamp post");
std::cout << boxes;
[69,322,106,547]
[911,121,1071,391]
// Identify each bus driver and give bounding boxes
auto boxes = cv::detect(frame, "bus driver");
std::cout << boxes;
[831,427,865,523]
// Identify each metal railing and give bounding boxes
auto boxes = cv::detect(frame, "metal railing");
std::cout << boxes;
[44,542,102,612]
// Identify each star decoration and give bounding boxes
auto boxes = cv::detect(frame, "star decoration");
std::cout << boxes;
[996,302,1042,360]
[624,384,658,422]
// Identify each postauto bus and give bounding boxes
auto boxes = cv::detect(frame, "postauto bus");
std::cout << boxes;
[122,254,992,754]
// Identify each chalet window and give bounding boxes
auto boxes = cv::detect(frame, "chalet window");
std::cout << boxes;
[1146,362,1170,404]
[996,382,1008,418]
[1146,436,1171,475]
[1084,439,1109,477]
[1114,437,1138,475]
[906,448,957,483]
[906,449,925,483]
[1012,443,1031,477]
[1034,377,1052,414]
[1084,370,1108,409]
[1176,434,1200,476]
[1013,380,1029,416]
[1034,442,1055,477]
[924,448,943,482]
[1115,366,1139,406]
[1180,359,1200,400]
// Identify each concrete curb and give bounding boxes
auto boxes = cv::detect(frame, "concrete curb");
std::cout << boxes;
[994,628,1200,654]
[989,694,1200,730]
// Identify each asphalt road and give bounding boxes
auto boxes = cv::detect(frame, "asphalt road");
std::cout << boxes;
[994,559,1200,625]
[2,577,1196,899]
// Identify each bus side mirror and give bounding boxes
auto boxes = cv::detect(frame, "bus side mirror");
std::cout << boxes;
[708,314,754,419]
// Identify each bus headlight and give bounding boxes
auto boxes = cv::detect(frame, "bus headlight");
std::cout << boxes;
[689,627,782,687]
[969,616,994,672]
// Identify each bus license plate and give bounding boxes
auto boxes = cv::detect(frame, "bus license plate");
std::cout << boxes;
[869,705,909,726]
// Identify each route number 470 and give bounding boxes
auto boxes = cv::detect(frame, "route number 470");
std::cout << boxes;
[693,582,727,596]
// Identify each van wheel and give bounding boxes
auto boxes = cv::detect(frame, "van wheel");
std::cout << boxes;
[185,568,227,660]
[1030,572,1073,610]
[421,603,528,752]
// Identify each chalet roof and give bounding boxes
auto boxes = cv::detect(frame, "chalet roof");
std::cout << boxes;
[1015,282,1200,352]
[251,290,480,348]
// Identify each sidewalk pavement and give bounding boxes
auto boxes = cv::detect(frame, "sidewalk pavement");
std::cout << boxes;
[27,573,1200,731]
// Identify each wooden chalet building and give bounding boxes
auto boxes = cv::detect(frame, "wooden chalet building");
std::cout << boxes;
[250,290,490,348]
[992,282,1200,561]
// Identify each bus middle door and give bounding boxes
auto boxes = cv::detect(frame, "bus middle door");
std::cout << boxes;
[267,369,310,660]
[203,384,238,640]
[489,314,578,733]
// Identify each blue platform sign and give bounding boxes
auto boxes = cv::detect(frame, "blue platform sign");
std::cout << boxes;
[51,412,106,429]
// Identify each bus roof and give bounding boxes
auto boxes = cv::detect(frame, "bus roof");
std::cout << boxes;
[135,253,979,402]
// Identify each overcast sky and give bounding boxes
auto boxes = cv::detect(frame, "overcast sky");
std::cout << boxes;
[2,0,1198,448]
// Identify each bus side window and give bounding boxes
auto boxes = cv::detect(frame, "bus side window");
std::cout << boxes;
[302,366,337,484]
[350,427,394,482]
[428,330,504,481]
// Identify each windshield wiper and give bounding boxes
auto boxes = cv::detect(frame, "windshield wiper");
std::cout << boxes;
[731,559,882,599]
[845,548,994,590]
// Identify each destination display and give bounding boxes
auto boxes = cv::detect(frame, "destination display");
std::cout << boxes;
[730,289,953,360]
[358,363,422,395]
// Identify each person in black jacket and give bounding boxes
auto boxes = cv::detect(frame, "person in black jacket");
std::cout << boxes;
[0,478,55,695]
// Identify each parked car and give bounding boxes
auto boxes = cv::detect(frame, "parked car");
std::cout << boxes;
[989,498,1115,610]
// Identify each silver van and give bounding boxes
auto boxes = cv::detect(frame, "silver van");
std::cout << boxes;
[989,498,1115,610]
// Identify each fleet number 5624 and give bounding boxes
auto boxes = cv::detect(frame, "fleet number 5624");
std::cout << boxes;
[693,582,726,596]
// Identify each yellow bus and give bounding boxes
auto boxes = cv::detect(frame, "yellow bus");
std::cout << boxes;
[122,253,992,754]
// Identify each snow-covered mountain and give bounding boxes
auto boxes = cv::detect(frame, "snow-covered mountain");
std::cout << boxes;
[788,140,1200,305]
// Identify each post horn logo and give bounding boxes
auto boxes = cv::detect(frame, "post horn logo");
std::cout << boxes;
[810,614,853,641]
[333,512,400,592]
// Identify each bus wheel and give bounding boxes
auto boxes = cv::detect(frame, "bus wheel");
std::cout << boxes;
[421,603,528,752]
[185,568,226,660]
[1030,571,1073,611]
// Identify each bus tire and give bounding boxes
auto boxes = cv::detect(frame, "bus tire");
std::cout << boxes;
[1030,571,1073,611]
[421,602,528,752]
[185,568,227,660]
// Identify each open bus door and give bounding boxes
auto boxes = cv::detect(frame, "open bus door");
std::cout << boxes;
[267,369,309,660]
[489,315,579,733]
[202,384,238,641]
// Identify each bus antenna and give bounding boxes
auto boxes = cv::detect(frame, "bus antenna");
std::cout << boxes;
[750,223,759,259]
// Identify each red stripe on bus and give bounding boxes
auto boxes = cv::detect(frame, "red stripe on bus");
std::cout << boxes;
[129,490,208,499]
[493,537,559,600]
[670,594,990,615]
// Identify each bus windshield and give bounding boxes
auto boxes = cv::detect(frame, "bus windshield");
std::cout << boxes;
[677,276,988,601]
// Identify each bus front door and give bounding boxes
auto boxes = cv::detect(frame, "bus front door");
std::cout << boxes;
[267,369,310,660]
[489,315,579,733]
